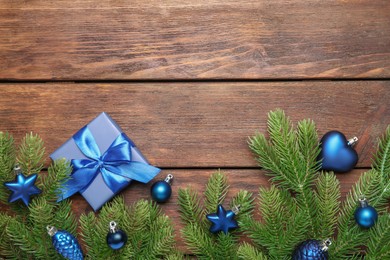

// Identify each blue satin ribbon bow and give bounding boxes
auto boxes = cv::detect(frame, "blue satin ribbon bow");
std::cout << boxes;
[58,126,160,201]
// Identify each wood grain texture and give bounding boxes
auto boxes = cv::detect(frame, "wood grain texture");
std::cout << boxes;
[0,82,389,168]
[0,0,389,80]
[0,168,367,252]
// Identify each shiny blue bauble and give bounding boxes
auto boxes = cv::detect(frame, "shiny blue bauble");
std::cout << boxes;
[106,230,128,250]
[292,239,328,260]
[319,131,358,173]
[151,181,172,203]
[354,205,378,228]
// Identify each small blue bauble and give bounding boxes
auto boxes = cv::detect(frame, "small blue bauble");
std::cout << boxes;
[107,230,128,250]
[292,239,329,260]
[151,181,172,203]
[319,130,358,173]
[354,199,378,228]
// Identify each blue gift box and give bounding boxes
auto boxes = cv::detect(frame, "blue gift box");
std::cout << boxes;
[50,112,160,211]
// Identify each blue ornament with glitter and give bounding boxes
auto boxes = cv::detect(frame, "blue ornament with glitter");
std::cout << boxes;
[4,165,41,206]
[206,204,240,234]
[354,197,378,228]
[47,226,83,260]
[319,130,358,173]
[151,174,173,203]
[292,239,331,260]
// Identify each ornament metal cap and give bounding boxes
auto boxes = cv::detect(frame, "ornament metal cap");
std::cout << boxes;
[164,174,174,184]
[47,225,58,237]
[347,137,358,146]
[358,196,369,207]
[13,164,22,174]
[109,221,118,233]
[321,238,332,251]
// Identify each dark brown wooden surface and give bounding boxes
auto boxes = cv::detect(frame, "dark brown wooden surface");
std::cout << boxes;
[0,0,389,256]
[0,0,390,80]
[0,83,389,168]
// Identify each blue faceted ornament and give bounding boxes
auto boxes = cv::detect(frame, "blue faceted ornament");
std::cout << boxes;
[47,226,83,260]
[151,174,173,203]
[4,165,41,206]
[206,204,239,234]
[319,131,358,173]
[292,239,331,260]
[354,198,378,228]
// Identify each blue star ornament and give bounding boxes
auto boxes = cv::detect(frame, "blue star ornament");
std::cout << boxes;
[206,204,239,234]
[4,173,42,206]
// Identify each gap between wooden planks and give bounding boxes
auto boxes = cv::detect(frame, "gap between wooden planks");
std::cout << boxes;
[0,0,389,80]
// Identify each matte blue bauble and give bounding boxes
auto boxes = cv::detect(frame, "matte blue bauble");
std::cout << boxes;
[151,181,172,203]
[354,201,378,228]
[292,239,329,260]
[107,230,128,250]
[319,131,358,173]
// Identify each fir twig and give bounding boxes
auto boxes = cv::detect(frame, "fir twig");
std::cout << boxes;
[204,170,229,214]
[0,132,16,204]
[17,133,45,175]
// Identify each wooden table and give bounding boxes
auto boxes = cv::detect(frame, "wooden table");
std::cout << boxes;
[0,0,389,254]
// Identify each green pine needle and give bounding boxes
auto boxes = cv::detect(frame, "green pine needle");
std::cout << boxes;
[178,187,204,225]
[365,214,390,259]
[17,133,45,175]
[0,132,16,203]
[204,170,229,214]
[314,172,341,238]
[237,242,268,260]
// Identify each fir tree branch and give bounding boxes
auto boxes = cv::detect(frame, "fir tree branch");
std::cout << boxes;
[314,172,341,238]
[181,223,214,259]
[178,187,204,225]
[0,132,16,204]
[17,133,45,175]
[237,242,268,260]
[203,170,229,214]
[365,214,390,260]
[214,233,238,259]
[229,190,254,221]
[332,170,383,258]
[373,125,390,180]
[40,159,71,202]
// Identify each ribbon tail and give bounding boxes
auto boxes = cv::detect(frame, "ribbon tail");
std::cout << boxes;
[57,167,99,202]
[104,162,161,184]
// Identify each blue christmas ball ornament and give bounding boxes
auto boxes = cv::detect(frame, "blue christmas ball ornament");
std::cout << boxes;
[107,221,127,250]
[319,131,358,173]
[151,174,173,203]
[47,226,83,260]
[354,197,378,228]
[292,239,331,260]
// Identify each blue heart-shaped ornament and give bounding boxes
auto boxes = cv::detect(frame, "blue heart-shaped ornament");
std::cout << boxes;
[319,131,358,173]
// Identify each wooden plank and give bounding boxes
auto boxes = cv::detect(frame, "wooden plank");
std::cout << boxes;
[0,168,368,252]
[0,1,389,80]
[0,82,389,168]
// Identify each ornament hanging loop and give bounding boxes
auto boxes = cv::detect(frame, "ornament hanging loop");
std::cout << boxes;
[14,164,22,174]
[347,137,358,146]
[321,238,332,251]
[232,205,241,214]
[164,174,174,184]
[47,225,58,236]
[109,221,117,233]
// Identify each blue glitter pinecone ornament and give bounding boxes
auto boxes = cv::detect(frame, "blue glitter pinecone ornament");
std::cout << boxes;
[292,239,331,260]
[47,226,83,260]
